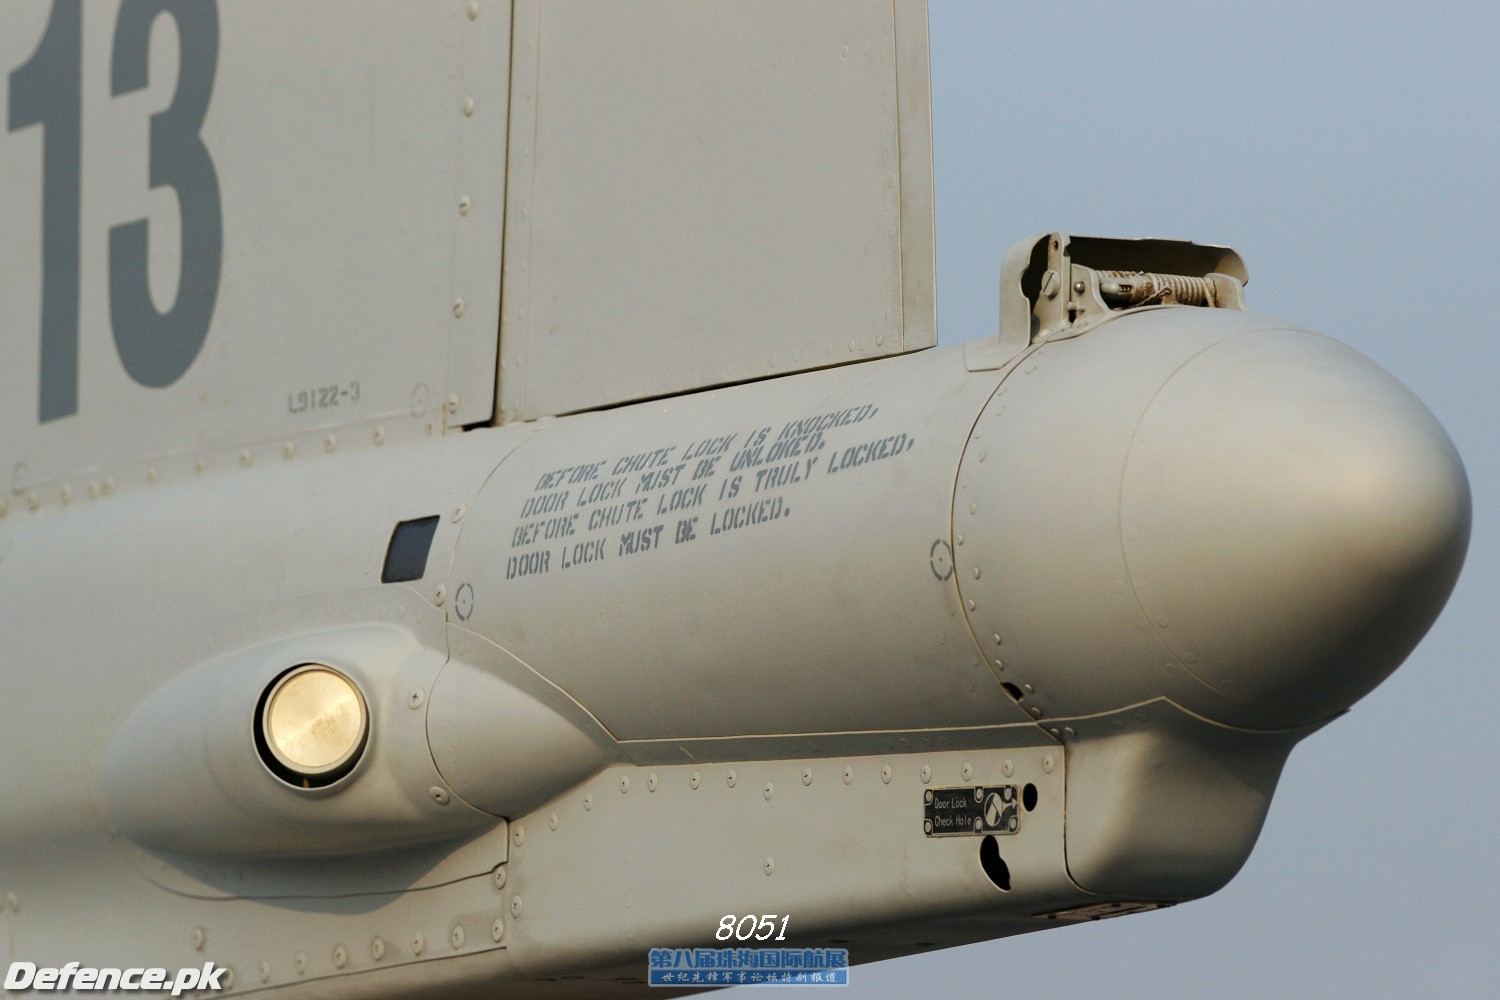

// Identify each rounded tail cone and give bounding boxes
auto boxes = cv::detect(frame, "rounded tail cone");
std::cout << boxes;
[1122,328,1471,728]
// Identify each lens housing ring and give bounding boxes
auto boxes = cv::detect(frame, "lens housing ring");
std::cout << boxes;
[255,664,369,788]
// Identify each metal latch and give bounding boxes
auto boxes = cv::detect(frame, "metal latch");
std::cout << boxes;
[973,233,1248,370]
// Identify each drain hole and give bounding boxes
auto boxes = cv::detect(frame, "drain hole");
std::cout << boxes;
[979,835,1011,891]
[1001,682,1024,702]
[1023,783,1038,812]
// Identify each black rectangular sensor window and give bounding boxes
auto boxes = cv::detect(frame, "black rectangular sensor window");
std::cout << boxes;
[382,515,441,583]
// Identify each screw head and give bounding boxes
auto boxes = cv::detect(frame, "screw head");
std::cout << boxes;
[647,772,658,792]
[1041,268,1062,299]
[881,765,892,784]
[763,857,775,876]
[451,925,465,950]
[1042,754,1056,773]
[842,766,853,785]
[333,945,348,969]
[430,786,450,806]
[690,770,701,789]
[372,937,386,960]
[294,953,307,974]
[492,866,507,890]
[920,764,932,784]
[492,918,505,943]
[726,769,737,788]
[763,782,774,800]
[961,763,973,781]
[802,767,813,786]
[412,933,425,956]
[408,689,425,709]
[510,895,523,918]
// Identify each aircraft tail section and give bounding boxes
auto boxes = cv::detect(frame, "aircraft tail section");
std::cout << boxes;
[2,1,935,514]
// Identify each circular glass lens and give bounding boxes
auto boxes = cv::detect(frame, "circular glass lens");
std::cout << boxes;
[262,666,367,777]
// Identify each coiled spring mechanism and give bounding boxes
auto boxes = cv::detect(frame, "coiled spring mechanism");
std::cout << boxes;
[1097,270,1218,308]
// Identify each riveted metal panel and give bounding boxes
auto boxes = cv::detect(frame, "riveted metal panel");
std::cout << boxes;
[498,0,936,423]
[504,749,1078,976]
[0,1,508,508]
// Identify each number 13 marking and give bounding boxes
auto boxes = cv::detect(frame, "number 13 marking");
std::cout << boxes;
[8,0,222,423]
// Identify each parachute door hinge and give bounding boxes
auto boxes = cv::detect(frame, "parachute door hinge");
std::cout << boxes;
[972,233,1249,370]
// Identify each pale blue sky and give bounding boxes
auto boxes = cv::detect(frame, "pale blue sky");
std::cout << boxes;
[728,2,1498,996]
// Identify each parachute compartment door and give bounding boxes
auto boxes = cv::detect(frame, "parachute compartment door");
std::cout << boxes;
[498,0,936,422]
